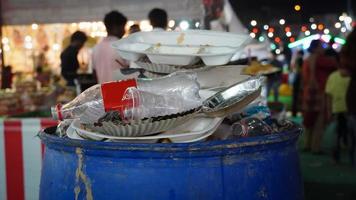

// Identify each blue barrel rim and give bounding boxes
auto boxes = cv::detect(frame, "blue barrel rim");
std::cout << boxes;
[39,125,302,152]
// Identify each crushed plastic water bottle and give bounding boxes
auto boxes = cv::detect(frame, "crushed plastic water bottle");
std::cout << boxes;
[51,72,201,124]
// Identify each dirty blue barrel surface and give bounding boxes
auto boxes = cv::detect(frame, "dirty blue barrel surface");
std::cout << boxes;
[39,127,303,200]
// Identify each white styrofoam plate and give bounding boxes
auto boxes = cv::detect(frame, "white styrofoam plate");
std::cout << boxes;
[167,115,223,143]
[128,30,249,47]
[112,30,250,66]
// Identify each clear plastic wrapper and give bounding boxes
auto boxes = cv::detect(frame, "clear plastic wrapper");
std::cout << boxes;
[269,119,299,132]
[230,117,273,138]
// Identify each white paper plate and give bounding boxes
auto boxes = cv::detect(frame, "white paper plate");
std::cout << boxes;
[112,30,250,66]
[69,115,222,143]
[83,109,198,137]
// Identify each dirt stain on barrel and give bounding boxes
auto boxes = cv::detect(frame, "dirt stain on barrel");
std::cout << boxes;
[75,148,93,200]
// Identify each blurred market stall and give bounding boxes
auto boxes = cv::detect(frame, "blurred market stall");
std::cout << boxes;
[0,0,204,73]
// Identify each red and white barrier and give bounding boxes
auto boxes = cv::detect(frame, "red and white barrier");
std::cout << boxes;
[0,118,57,200]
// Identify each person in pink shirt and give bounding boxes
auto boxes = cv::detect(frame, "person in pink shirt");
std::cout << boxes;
[92,11,130,83]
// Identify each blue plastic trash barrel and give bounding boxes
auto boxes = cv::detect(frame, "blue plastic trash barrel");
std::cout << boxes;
[39,126,303,200]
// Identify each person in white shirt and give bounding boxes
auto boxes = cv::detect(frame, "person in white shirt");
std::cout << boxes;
[92,11,137,83]
[148,8,168,31]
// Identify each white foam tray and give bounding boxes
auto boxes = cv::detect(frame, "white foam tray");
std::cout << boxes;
[112,30,250,66]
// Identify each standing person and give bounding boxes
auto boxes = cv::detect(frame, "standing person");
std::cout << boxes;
[1,65,13,89]
[302,39,337,153]
[325,37,339,61]
[35,66,50,87]
[92,11,131,83]
[281,41,292,69]
[325,66,350,163]
[35,45,49,70]
[291,50,304,117]
[148,8,168,31]
[60,31,87,86]
[266,51,283,102]
[340,28,356,167]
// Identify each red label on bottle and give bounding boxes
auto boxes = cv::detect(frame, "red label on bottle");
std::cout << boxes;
[101,79,137,113]
[56,104,63,121]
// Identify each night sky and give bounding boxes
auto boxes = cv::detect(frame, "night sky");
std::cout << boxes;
[229,0,355,25]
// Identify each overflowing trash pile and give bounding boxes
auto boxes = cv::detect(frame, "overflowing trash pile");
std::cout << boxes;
[51,30,298,143]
